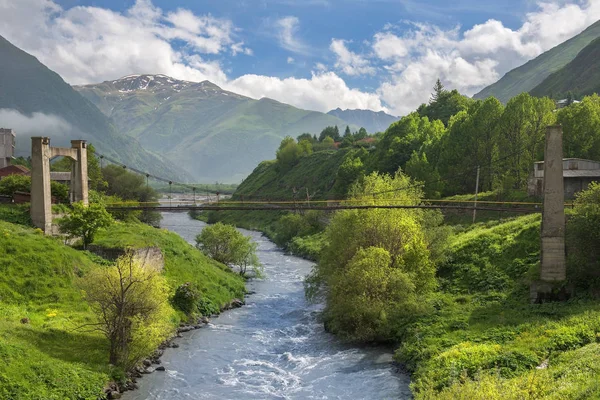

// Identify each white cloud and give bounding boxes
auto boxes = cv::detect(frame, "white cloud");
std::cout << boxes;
[1,0,600,117]
[227,72,386,113]
[372,0,600,115]
[287,57,295,64]
[0,109,74,154]
[274,16,311,55]
[0,0,245,85]
[330,39,375,76]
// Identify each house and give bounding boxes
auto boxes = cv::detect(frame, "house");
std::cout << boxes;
[528,158,600,199]
[0,164,30,179]
[555,99,581,109]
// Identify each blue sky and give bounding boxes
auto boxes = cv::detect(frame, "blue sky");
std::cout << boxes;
[1,0,599,115]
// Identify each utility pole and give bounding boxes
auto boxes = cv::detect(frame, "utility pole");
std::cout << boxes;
[472,165,480,223]
[169,181,172,207]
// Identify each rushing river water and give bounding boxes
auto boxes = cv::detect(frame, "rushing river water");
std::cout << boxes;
[124,212,411,400]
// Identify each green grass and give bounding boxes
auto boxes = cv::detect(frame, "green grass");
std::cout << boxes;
[390,213,600,399]
[0,204,31,226]
[0,220,109,399]
[0,217,246,398]
[93,222,246,311]
[234,149,351,200]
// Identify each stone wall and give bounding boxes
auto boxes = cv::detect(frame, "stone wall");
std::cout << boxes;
[87,245,165,271]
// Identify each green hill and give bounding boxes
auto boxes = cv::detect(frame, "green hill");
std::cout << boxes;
[474,20,600,103]
[0,212,244,398]
[530,37,600,98]
[0,36,188,181]
[75,75,357,182]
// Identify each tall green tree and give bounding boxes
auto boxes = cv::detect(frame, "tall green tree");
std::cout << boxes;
[306,172,435,341]
[495,93,555,190]
[418,86,473,126]
[344,125,352,138]
[373,112,445,175]
[558,94,600,161]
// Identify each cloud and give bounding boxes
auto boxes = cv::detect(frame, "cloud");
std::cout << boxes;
[0,0,246,85]
[287,57,295,64]
[274,16,311,55]
[330,39,375,76]
[0,109,74,155]
[1,0,600,117]
[372,0,600,115]
[227,72,386,113]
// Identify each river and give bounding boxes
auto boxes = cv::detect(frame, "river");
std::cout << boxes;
[123,212,411,399]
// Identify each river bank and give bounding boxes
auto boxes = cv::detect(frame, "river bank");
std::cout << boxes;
[198,209,600,399]
[122,212,411,399]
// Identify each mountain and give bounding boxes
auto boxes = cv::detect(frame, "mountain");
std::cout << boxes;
[75,75,356,182]
[0,35,187,180]
[327,108,398,133]
[530,37,600,99]
[474,20,600,103]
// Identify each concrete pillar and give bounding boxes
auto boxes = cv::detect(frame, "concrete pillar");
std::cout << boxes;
[531,125,567,302]
[70,140,88,205]
[31,137,52,233]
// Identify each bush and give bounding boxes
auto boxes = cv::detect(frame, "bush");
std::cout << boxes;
[172,282,201,315]
[567,182,600,289]
[78,253,173,370]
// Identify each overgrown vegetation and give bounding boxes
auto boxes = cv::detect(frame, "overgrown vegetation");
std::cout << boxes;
[195,222,262,277]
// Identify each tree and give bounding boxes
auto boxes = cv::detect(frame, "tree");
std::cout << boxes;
[78,253,171,369]
[418,88,474,126]
[318,126,341,142]
[344,125,352,138]
[431,78,446,103]
[495,93,555,191]
[334,155,364,196]
[373,112,446,175]
[567,182,600,289]
[306,172,436,341]
[405,151,443,198]
[558,94,600,161]
[276,136,303,171]
[297,133,314,143]
[57,202,113,249]
[0,174,69,203]
[195,222,262,277]
[354,127,368,141]
[101,164,160,225]
[298,139,313,156]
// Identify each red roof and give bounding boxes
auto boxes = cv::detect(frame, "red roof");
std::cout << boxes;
[0,165,30,178]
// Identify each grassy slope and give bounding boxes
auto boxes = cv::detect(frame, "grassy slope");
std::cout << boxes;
[235,149,350,200]
[398,214,600,399]
[474,20,600,103]
[93,222,246,310]
[530,37,600,99]
[0,211,245,399]
[0,220,108,399]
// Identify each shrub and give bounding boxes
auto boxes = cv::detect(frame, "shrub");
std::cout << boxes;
[172,282,201,315]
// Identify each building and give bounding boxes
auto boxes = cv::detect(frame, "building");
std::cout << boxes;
[0,164,30,179]
[0,128,16,168]
[528,158,600,199]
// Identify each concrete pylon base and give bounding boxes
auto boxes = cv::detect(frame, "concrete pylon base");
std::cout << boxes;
[530,280,571,303]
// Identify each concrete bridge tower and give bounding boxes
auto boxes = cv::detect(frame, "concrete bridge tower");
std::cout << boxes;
[30,137,89,233]
[531,125,567,302]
